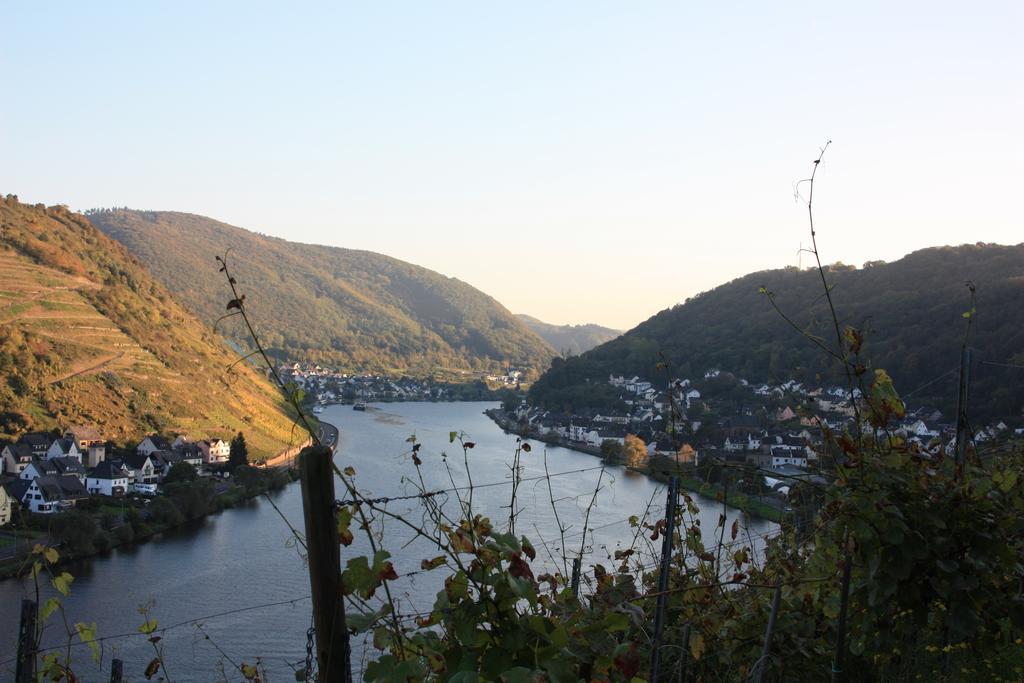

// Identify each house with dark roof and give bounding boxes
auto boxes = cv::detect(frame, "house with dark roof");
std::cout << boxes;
[121,453,157,484]
[176,443,203,468]
[149,450,183,479]
[17,432,52,458]
[21,457,87,483]
[17,475,86,513]
[64,426,103,450]
[2,443,34,476]
[46,438,81,462]
[86,461,131,497]
[137,435,173,457]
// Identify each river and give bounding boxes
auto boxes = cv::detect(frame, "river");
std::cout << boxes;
[0,401,777,680]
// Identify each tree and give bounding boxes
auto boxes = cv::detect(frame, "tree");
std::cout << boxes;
[228,431,249,470]
[623,434,648,470]
[164,461,197,484]
[600,439,623,462]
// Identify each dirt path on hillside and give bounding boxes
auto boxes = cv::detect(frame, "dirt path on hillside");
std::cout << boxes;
[49,351,126,384]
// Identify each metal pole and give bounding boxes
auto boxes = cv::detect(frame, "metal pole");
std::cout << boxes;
[678,623,691,683]
[831,555,853,682]
[751,582,783,683]
[650,476,680,681]
[299,445,350,683]
[954,346,972,467]
[16,599,36,683]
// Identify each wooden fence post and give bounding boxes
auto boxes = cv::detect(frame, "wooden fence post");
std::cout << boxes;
[109,658,124,682]
[650,475,679,681]
[299,445,350,683]
[16,598,36,683]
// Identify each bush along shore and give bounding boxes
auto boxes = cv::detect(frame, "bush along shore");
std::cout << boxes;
[0,464,295,580]
[484,408,785,522]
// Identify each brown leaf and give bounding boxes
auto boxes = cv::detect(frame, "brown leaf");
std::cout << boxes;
[144,658,161,679]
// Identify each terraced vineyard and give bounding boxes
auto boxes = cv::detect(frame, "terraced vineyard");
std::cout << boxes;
[0,197,300,458]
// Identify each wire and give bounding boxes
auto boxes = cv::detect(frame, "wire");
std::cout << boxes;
[334,465,607,507]
[0,595,312,667]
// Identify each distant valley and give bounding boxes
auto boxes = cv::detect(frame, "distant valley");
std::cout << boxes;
[515,314,622,356]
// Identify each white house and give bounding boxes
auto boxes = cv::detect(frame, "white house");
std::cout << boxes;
[2,444,34,476]
[137,435,173,457]
[18,475,86,514]
[0,485,12,525]
[21,457,86,484]
[45,438,81,462]
[199,439,230,465]
[86,461,131,497]
[122,454,157,484]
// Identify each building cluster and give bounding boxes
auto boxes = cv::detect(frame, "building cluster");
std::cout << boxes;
[515,368,1021,499]
[0,426,232,520]
[281,364,490,403]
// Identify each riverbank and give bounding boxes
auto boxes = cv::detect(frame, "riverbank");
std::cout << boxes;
[484,409,783,522]
[1,461,299,580]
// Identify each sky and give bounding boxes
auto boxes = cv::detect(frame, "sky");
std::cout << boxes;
[2,2,1021,330]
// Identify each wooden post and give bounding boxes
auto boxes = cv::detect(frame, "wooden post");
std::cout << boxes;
[299,445,350,683]
[650,476,679,681]
[16,599,36,683]
[110,658,124,682]
[571,557,582,598]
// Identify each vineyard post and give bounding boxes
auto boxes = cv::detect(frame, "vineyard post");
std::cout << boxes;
[831,554,853,682]
[650,475,679,681]
[954,346,972,467]
[571,557,582,598]
[678,622,691,683]
[299,445,351,683]
[16,598,36,683]
[751,582,782,683]
[109,658,124,682]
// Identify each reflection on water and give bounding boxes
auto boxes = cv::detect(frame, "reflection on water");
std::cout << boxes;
[0,402,776,681]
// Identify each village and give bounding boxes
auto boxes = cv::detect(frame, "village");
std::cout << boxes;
[0,425,238,523]
[499,368,1022,512]
[280,363,523,405]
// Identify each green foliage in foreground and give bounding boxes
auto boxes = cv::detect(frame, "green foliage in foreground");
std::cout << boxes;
[341,375,1024,682]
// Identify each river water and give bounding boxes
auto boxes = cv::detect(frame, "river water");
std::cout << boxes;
[0,402,776,681]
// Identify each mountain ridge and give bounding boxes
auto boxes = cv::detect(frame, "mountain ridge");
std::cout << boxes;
[86,209,556,377]
[529,243,1024,420]
[0,196,299,456]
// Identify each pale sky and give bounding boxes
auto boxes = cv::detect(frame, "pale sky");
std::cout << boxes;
[2,2,1021,330]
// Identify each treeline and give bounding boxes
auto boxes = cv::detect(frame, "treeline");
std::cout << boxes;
[531,244,1024,420]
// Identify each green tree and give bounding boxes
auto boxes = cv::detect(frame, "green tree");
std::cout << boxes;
[228,432,249,470]
[164,461,197,484]
[600,439,623,462]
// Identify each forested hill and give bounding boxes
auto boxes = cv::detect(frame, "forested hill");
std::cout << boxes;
[530,244,1024,420]
[516,314,622,356]
[87,210,556,376]
[0,197,299,456]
